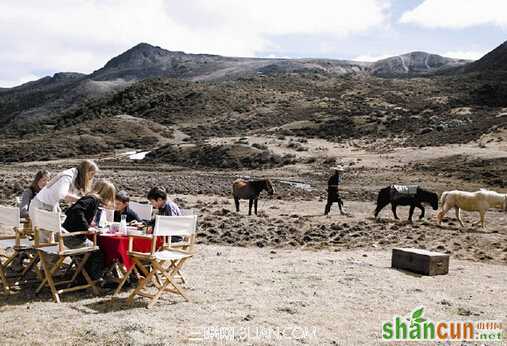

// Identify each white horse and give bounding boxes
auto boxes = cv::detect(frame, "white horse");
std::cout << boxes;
[436,189,507,229]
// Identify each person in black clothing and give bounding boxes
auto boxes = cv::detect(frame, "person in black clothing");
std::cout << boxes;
[61,180,116,280]
[324,166,345,215]
[114,190,141,223]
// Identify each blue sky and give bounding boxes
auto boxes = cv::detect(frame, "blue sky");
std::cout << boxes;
[0,0,506,87]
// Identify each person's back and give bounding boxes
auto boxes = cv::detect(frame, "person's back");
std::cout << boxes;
[62,195,100,245]
[160,199,181,216]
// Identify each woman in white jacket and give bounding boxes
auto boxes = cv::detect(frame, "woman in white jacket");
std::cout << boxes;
[30,160,98,219]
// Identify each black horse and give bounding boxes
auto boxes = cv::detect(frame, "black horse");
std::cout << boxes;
[232,178,275,215]
[374,185,438,221]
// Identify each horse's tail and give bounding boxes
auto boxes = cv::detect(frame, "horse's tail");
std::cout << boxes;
[374,186,391,217]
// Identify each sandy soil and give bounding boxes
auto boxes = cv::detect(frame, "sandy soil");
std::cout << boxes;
[0,245,506,345]
[0,138,506,345]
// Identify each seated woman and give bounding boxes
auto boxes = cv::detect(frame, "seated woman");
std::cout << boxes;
[20,170,50,218]
[114,190,141,223]
[61,180,116,280]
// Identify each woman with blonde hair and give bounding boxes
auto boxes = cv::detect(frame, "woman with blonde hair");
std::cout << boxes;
[61,180,116,280]
[30,160,98,218]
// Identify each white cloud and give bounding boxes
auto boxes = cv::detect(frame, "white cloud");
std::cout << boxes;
[400,0,507,29]
[442,50,486,61]
[0,0,390,87]
[0,74,40,88]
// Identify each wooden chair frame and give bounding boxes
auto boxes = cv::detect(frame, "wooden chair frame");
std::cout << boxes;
[0,206,38,293]
[32,209,100,303]
[114,215,197,308]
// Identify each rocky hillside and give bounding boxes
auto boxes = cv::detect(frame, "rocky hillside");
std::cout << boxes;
[371,52,468,77]
[0,43,471,132]
[465,41,507,73]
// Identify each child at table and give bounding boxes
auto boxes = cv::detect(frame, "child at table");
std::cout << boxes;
[19,170,50,219]
[147,187,182,241]
[147,187,181,217]
[62,180,116,280]
[114,190,141,223]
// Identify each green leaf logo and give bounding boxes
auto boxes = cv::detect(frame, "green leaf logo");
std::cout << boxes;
[410,307,426,326]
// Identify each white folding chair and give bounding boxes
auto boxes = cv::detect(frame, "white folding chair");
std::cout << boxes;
[32,208,100,303]
[129,201,153,221]
[0,206,35,294]
[121,215,197,308]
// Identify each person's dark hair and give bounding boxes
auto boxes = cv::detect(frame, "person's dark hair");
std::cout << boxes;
[116,190,130,203]
[29,170,50,194]
[147,187,167,201]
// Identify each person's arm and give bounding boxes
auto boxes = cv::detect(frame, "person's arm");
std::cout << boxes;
[51,175,79,203]
[19,190,32,219]
[64,194,80,203]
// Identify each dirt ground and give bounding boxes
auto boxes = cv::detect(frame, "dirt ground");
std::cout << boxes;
[0,137,506,345]
[0,246,506,345]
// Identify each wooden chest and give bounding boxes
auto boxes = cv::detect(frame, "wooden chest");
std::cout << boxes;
[392,248,449,276]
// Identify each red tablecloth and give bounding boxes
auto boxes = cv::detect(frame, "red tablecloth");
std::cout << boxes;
[97,234,163,270]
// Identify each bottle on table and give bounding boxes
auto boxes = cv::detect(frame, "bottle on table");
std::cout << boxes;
[120,214,127,234]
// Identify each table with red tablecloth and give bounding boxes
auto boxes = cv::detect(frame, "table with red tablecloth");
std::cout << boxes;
[97,234,163,270]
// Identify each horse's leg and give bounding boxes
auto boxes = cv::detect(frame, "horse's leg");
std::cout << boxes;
[391,203,399,220]
[408,205,415,222]
[254,198,258,215]
[374,201,388,218]
[234,197,240,213]
[436,204,450,224]
[417,203,425,219]
[455,208,465,227]
[248,199,253,216]
[479,210,486,229]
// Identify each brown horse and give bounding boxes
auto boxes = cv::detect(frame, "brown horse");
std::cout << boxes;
[232,178,275,215]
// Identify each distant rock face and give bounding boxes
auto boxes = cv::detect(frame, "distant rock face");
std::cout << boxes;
[465,41,507,73]
[371,52,468,76]
[145,143,296,169]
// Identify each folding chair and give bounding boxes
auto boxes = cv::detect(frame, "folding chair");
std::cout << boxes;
[0,206,34,294]
[122,215,197,308]
[32,208,100,303]
[129,201,153,221]
[171,208,197,283]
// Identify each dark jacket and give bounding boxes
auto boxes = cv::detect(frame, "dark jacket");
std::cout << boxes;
[327,174,342,201]
[114,206,141,223]
[62,195,99,243]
